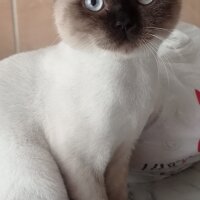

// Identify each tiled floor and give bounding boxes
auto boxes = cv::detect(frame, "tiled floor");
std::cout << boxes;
[0,0,200,59]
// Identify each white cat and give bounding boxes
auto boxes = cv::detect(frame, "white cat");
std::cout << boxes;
[0,33,158,200]
[0,0,181,200]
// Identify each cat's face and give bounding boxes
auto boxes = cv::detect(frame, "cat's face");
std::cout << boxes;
[54,0,181,53]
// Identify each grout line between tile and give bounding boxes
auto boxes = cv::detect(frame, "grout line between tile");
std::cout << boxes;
[11,0,20,53]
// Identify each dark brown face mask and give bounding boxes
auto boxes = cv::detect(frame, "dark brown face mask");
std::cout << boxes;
[55,0,181,53]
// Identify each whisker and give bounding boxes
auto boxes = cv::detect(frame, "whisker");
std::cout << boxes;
[140,39,161,85]
[144,26,173,34]
[147,40,171,88]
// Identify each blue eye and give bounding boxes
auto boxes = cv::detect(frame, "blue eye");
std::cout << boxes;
[137,0,153,5]
[84,0,104,12]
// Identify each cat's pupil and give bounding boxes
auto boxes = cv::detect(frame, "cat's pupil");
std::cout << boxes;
[91,0,96,6]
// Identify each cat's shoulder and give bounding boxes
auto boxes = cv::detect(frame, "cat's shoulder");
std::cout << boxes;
[0,45,59,70]
[0,43,68,85]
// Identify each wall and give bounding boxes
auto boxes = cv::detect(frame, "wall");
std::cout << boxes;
[0,0,56,59]
[181,0,200,27]
[0,0,200,59]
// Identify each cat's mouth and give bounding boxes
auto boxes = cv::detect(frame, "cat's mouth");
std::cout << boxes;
[101,11,146,52]
[97,29,154,54]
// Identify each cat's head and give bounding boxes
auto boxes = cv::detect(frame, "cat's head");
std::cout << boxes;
[54,0,181,53]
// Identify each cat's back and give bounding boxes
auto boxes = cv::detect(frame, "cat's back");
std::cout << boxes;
[0,46,58,120]
[0,46,70,200]
[0,47,51,94]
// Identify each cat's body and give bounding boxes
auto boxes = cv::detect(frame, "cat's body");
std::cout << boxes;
[2,24,200,200]
[0,0,182,200]
[0,48,69,200]
[0,42,158,200]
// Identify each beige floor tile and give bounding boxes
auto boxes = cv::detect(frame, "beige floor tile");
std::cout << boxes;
[0,0,15,59]
[17,0,58,52]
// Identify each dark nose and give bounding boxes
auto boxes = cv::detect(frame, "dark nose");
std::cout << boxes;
[114,11,134,31]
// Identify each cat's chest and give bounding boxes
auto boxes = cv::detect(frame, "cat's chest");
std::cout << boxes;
[47,54,155,116]
[43,48,158,142]
[44,44,157,105]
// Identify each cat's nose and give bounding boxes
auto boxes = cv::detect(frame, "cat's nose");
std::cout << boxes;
[114,12,134,31]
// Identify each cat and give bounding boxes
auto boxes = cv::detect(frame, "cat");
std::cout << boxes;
[0,0,181,200]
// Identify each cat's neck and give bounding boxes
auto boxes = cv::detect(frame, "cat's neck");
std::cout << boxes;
[56,41,158,72]
[43,42,159,102]
[44,41,160,112]
[41,41,160,136]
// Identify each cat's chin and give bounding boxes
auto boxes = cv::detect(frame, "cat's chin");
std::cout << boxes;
[94,34,156,56]
[61,35,141,56]
[97,43,138,55]
[95,29,172,57]
[96,39,160,58]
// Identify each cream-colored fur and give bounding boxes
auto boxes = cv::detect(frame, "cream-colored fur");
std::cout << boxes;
[0,37,159,200]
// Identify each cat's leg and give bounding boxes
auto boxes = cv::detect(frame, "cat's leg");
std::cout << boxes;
[53,147,109,200]
[0,127,69,200]
[105,145,131,200]
[46,100,143,200]
[52,140,134,200]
